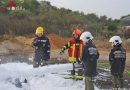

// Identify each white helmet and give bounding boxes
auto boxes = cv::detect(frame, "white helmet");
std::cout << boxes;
[80,31,93,44]
[109,36,122,46]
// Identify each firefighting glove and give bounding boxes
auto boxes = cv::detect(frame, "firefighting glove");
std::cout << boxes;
[76,59,81,64]
[60,48,64,55]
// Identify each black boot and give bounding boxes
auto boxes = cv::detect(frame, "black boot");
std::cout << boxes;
[33,61,39,68]
[71,70,75,75]
[40,60,46,66]
[78,69,83,76]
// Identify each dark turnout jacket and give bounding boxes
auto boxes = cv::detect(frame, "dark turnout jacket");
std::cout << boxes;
[32,36,50,62]
[109,45,126,75]
[82,41,99,77]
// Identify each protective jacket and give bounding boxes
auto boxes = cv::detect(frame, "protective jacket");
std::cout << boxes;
[61,37,84,62]
[109,45,126,75]
[32,36,50,62]
[82,41,99,77]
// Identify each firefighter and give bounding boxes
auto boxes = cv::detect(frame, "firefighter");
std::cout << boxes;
[60,28,84,75]
[81,31,99,90]
[109,36,126,89]
[32,26,50,68]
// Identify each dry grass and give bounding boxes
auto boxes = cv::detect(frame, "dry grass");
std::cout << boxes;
[94,38,130,52]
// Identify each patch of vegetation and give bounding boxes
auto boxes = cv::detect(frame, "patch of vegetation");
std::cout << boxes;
[97,60,110,68]
[0,0,128,38]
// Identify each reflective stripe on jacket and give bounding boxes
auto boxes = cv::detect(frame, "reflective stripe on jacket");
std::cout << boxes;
[62,38,84,63]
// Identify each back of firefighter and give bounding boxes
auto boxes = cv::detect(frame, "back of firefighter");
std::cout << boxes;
[109,36,126,89]
[32,26,50,68]
[80,31,99,90]
[60,28,84,75]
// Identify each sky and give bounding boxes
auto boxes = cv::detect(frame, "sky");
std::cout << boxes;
[38,0,130,19]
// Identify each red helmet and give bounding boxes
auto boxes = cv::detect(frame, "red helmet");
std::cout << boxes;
[72,29,81,37]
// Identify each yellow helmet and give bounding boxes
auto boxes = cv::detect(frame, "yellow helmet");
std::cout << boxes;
[35,26,44,35]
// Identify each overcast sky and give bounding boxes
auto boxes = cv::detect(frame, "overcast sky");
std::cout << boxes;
[38,0,130,19]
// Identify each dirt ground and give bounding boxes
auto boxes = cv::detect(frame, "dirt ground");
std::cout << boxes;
[95,68,130,89]
[0,34,130,66]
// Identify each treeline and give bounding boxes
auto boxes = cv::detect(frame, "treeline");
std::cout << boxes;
[0,0,129,38]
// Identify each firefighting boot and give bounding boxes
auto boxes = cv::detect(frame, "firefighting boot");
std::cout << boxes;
[33,61,39,68]
[40,60,46,66]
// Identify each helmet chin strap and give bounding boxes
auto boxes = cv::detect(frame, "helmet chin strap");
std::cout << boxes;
[112,42,120,47]
[86,39,92,44]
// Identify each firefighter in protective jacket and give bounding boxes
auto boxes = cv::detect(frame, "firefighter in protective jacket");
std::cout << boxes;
[109,36,126,89]
[80,31,99,90]
[32,26,50,68]
[60,28,84,63]
[60,28,84,76]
